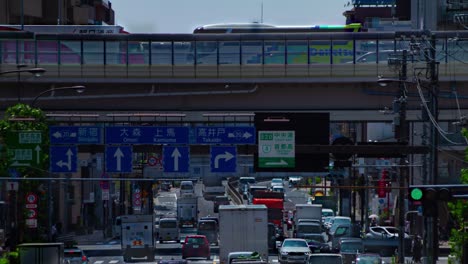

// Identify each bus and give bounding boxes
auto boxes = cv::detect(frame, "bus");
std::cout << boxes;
[0,25,145,65]
[193,23,363,64]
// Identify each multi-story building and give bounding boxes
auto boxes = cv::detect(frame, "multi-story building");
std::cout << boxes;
[0,0,114,26]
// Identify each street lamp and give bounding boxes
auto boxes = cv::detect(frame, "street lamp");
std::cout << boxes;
[0,65,47,101]
[31,86,86,107]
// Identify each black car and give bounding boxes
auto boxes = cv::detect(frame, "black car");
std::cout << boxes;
[213,196,230,213]
[338,238,364,264]
[303,234,331,253]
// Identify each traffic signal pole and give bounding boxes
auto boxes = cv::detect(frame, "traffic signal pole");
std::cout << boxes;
[398,49,408,263]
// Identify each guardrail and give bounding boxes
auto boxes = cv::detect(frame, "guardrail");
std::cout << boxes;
[227,178,243,205]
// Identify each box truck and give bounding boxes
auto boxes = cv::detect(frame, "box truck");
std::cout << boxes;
[219,205,268,264]
[177,196,198,228]
[120,214,154,262]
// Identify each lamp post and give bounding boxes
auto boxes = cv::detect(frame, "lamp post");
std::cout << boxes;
[0,65,46,102]
[31,86,86,107]
[29,85,85,241]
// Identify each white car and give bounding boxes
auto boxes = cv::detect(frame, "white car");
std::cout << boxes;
[271,178,284,188]
[278,238,311,264]
[365,226,410,239]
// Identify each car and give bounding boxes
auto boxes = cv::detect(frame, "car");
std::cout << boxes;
[329,216,351,235]
[365,226,409,239]
[228,251,265,264]
[213,195,231,213]
[278,238,312,264]
[288,176,302,186]
[307,253,343,264]
[64,247,89,264]
[302,233,330,253]
[323,217,334,229]
[238,177,256,196]
[180,180,195,197]
[271,178,284,188]
[272,185,285,193]
[181,235,210,260]
[338,238,364,264]
[353,253,384,264]
[197,219,218,245]
[322,209,335,218]
[160,181,172,191]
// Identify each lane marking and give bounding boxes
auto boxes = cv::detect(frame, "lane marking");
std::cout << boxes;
[109,261,119,264]
[93,261,104,264]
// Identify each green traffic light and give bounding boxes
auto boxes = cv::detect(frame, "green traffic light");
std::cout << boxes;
[411,188,423,201]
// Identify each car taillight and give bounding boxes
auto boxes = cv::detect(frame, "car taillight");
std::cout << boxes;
[82,255,87,261]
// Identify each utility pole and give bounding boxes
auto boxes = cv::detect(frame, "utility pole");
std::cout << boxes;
[429,32,439,264]
[397,49,408,263]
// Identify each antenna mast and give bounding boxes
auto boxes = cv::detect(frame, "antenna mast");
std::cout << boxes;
[261,2,264,23]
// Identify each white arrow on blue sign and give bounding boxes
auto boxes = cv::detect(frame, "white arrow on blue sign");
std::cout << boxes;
[195,126,256,144]
[50,126,102,144]
[106,146,133,173]
[50,146,78,173]
[210,146,237,173]
[163,146,189,173]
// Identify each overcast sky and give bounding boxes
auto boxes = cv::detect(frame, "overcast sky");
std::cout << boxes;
[110,0,350,33]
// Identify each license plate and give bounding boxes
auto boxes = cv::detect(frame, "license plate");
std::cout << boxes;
[166,236,171,240]
[193,245,199,248]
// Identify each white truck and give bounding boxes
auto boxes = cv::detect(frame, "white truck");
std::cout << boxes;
[177,196,198,228]
[294,204,323,238]
[202,176,226,201]
[219,205,269,264]
[120,214,154,262]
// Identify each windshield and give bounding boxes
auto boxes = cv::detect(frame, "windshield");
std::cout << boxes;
[198,221,216,230]
[308,256,342,264]
[334,218,350,224]
[272,179,283,184]
[240,178,256,184]
[340,242,364,253]
[64,251,82,258]
[181,184,193,190]
[186,237,205,245]
[322,211,334,217]
[283,240,308,248]
[356,256,381,264]
[305,236,325,243]
[298,225,321,233]
[386,227,399,234]
[160,221,177,228]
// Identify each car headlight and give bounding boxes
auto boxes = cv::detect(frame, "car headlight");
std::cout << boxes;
[305,252,312,255]
[280,251,289,255]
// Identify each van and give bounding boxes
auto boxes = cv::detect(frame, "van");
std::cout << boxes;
[158,218,180,243]
[197,219,218,245]
[180,181,195,197]
[112,216,122,238]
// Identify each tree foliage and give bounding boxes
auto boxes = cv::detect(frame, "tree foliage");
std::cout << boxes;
[0,103,49,242]
[447,128,468,261]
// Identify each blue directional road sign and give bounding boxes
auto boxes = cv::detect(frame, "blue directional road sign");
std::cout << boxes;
[50,126,102,144]
[106,126,189,144]
[163,146,189,173]
[196,126,256,144]
[106,146,133,173]
[210,146,237,173]
[50,146,78,173]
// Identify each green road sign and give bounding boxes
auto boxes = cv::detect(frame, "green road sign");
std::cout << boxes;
[6,131,45,167]
[258,130,295,168]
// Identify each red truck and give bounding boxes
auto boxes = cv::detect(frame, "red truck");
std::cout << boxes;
[252,190,284,228]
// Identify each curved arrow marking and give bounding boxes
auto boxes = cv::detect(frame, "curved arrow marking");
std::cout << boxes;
[214,151,234,169]
[56,148,73,171]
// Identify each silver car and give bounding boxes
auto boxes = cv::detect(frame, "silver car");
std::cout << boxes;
[278,238,311,264]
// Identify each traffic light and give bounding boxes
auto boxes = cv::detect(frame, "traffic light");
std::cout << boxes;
[409,186,452,202]
[409,186,452,217]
